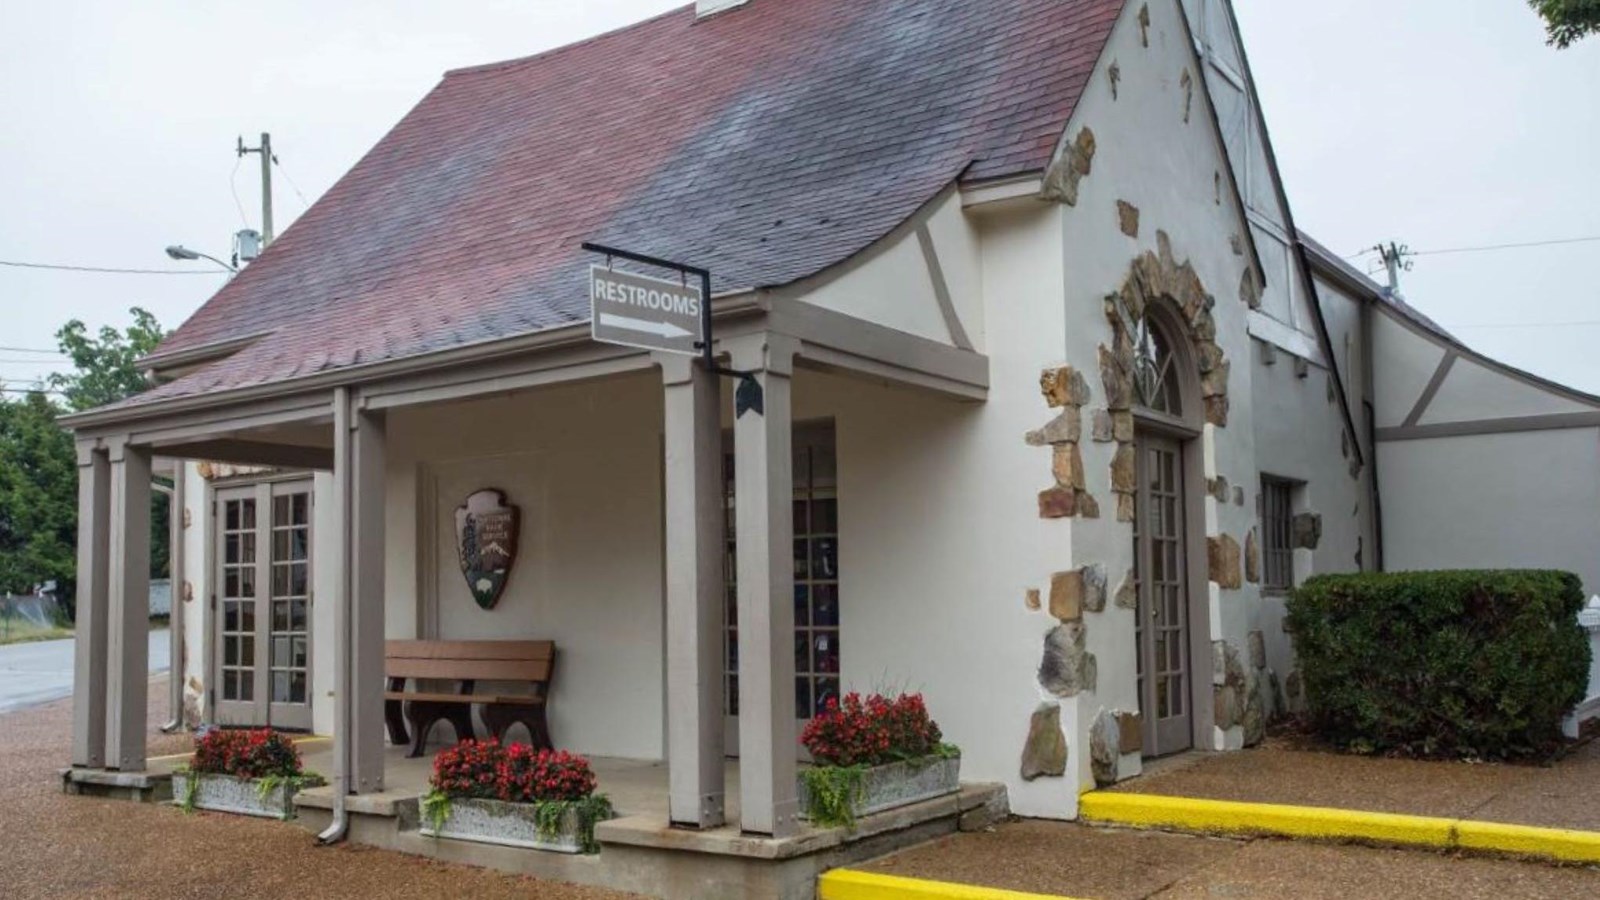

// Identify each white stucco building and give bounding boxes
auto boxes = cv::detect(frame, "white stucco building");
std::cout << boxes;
[61,0,1600,895]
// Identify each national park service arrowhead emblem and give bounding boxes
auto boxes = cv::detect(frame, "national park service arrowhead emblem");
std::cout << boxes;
[455,489,519,610]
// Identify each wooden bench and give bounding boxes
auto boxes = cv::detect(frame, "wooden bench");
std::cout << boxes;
[383,640,555,758]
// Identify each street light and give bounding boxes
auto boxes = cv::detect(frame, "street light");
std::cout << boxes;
[164,244,236,273]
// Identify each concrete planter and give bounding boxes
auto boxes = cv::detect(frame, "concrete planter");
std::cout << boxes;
[420,797,606,854]
[799,754,961,823]
[172,771,323,820]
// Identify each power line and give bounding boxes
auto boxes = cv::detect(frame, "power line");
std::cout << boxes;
[1411,235,1600,257]
[273,155,313,209]
[229,153,252,229]
[0,259,221,276]
[0,346,65,355]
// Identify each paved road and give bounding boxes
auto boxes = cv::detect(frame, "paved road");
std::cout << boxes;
[0,629,168,715]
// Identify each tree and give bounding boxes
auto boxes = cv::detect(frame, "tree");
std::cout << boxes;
[1529,0,1600,47]
[49,307,164,412]
[0,309,168,615]
[0,392,76,597]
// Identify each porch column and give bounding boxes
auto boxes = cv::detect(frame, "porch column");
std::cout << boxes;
[659,354,726,828]
[335,388,387,794]
[71,442,110,768]
[104,438,152,771]
[730,335,799,837]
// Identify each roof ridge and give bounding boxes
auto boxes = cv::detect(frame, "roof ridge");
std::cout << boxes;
[444,3,691,79]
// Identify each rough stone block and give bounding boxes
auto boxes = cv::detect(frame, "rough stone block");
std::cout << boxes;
[1038,487,1077,519]
[1053,443,1086,490]
[1089,709,1120,787]
[1110,445,1137,494]
[1117,200,1140,238]
[1115,711,1142,754]
[1082,564,1107,613]
[1114,569,1137,610]
[1207,476,1229,503]
[1027,409,1081,447]
[1244,529,1261,584]
[1099,345,1133,411]
[1248,630,1266,670]
[1021,704,1068,781]
[1208,534,1242,589]
[1091,409,1114,443]
[1024,588,1041,612]
[1292,512,1323,550]
[1076,491,1101,519]
[1112,412,1134,443]
[1049,570,1085,623]
[1038,624,1093,697]
[1204,394,1229,427]
[1116,492,1136,523]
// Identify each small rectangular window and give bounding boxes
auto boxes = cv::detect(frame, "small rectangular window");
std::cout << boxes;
[1261,476,1295,592]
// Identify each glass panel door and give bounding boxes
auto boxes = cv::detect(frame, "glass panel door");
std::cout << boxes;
[267,485,313,729]
[722,423,839,755]
[1134,435,1193,757]
[214,486,264,726]
[212,480,313,729]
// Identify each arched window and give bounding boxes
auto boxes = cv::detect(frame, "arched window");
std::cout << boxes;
[1132,316,1182,416]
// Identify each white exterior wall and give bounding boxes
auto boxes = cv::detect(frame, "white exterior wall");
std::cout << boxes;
[384,374,667,760]
[1372,307,1600,597]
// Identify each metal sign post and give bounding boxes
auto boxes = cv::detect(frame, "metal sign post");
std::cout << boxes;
[581,242,763,416]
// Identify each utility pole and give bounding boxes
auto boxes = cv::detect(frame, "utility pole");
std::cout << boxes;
[1376,242,1413,296]
[237,133,274,246]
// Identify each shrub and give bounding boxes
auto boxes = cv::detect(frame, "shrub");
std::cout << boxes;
[801,692,948,768]
[188,728,302,779]
[1287,570,1590,760]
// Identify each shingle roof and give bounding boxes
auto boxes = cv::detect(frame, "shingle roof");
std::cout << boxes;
[127,0,1124,409]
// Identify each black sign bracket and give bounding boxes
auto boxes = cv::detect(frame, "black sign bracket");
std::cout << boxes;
[581,242,764,417]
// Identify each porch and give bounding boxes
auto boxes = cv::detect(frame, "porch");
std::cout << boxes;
[61,298,1007,896]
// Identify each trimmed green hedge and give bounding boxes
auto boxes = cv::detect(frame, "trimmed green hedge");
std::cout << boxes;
[1287,570,1590,760]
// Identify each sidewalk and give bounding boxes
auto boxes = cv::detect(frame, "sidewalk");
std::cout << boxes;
[849,819,1600,899]
[1108,736,1600,832]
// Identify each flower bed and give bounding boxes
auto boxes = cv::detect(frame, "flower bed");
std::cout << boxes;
[420,739,613,854]
[797,692,960,829]
[172,728,323,820]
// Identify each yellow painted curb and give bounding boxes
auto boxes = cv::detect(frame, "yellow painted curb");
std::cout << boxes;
[1081,790,1600,865]
[819,869,1084,900]
[1080,792,1453,847]
[1456,819,1600,865]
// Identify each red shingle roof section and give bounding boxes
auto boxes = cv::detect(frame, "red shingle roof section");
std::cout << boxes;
[131,0,1125,408]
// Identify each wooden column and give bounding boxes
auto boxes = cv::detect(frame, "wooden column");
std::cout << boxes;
[660,354,726,828]
[730,335,799,837]
[335,388,387,795]
[104,438,152,771]
[71,442,110,768]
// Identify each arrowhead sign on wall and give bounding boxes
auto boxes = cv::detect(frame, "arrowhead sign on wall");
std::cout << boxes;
[589,265,704,356]
[455,489,519,610]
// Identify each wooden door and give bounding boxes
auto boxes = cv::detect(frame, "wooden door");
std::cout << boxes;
[1133,435,1193,756]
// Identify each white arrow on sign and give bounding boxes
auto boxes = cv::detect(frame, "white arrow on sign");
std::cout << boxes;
[597,312,693,340]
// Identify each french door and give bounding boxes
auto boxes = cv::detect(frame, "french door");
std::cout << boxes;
[1132,434,1192,756]
[722,424,840,754]
[213,480,313,730]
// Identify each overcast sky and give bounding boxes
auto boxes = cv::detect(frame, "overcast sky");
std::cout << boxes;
[2,0,1597,395]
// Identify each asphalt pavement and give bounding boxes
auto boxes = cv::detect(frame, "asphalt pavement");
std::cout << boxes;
[0,628,168,715]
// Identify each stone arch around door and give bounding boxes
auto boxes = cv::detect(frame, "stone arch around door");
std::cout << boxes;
[1100,232,1228,759]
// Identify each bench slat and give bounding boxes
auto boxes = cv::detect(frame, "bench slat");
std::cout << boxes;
[386,657,551,682]
[386,691,545,706]
[386,639,554,662]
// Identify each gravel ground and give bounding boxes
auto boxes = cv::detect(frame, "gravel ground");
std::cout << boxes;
[1107,736,1600,830]
[859,819,1600,898]
[0,678,640,900]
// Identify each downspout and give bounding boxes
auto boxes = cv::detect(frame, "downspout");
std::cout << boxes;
[318,386,353,845]
[154,469,185,733]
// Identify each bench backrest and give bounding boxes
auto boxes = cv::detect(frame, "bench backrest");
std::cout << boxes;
[385,640,555,684]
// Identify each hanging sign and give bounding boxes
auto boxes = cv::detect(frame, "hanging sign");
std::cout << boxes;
[455,489,519,610]
[589,265,704,356]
